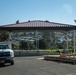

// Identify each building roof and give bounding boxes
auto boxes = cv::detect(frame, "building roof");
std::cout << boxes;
[0,20,75,31]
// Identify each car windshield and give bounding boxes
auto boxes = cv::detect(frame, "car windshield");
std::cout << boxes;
[0,45,10,49]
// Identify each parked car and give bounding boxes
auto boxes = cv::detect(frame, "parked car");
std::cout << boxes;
[0,43,14,65]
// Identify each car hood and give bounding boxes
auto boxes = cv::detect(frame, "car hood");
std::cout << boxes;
[0,49,13,53]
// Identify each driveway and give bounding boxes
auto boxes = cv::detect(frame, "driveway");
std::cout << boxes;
[0,56,76,75]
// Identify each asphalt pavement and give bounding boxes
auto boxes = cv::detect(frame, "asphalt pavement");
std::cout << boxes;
[0,56,76,75]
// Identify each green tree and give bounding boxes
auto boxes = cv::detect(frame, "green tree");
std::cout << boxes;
[39,39,48,49]
[0,31,9,42]
[19,41,36,50]
[42,32,51,49]
[29,42,36,50]
[34,39,48,49]
[19,41,28,50]
[42,32,59,49]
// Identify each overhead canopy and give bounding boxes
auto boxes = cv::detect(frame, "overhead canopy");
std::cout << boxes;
[0,20,76,53]
[0,20,75,31]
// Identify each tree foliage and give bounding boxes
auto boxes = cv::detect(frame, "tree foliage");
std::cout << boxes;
[34,39,48,49]
[19,41,36,50]
[0,31,9,42]
[19,41,28,50]
[39,39,48,49]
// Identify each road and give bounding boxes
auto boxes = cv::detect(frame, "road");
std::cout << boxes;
[0,56,76,75]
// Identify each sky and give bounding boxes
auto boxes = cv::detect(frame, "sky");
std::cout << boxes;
[0,0,76,25]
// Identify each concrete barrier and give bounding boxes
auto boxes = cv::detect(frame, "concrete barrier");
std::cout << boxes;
[14,50,48,57]
[13,50,60,57]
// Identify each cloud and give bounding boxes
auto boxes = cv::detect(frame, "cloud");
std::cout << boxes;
[63,4,73,14]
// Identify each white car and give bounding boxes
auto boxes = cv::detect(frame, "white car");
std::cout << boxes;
[0,44,14,65]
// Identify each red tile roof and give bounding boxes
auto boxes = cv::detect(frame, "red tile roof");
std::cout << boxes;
[1,20,75,27]
[0,20,75,31]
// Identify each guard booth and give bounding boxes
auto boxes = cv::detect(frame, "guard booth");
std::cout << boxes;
[0,20,76,54]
